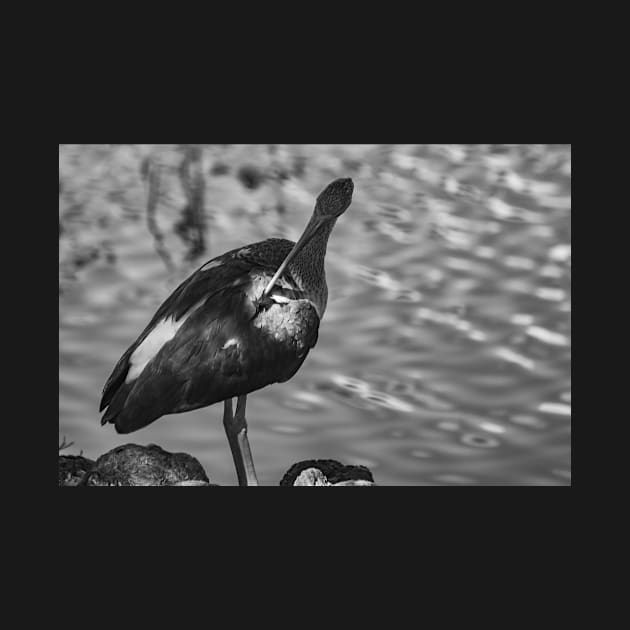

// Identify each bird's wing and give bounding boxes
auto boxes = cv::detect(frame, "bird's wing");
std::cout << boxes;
[101,281,321,434]
[100,253,255,413]
[100,237,322,435]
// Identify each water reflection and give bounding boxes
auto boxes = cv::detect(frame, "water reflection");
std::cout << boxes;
[59,144,571,485]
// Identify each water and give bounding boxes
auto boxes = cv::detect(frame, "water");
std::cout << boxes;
[59,144,571,485]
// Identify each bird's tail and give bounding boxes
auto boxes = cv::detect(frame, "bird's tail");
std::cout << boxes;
[100,383,158,434]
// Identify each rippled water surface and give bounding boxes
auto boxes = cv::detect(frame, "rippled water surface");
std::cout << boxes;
[59,144,571,485]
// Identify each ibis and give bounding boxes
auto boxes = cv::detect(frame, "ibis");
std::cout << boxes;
[100,177,354,486]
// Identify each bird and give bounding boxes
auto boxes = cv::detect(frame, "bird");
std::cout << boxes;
[99,177,354,486]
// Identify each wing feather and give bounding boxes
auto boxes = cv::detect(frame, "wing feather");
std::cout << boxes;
[99,238,319,434]
[100,254,252,413]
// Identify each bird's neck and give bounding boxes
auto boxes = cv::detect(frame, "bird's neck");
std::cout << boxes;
[289,215,335,314]
[295,215,334,274]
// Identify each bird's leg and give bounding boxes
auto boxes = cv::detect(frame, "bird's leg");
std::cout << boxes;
[234,395,259,486]
[222,396,259,486]
[223,398,245,485]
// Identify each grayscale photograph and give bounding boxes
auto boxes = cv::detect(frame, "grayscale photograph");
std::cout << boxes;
[59,144,571,486]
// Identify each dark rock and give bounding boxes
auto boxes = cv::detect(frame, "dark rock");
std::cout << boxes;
[59,455,96,486]
[280,459,375,486]
[80,444,210,486]
[60,446,374,487]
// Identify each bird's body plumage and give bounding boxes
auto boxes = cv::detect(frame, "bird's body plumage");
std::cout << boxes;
[99,177,354,485]
[100,238,321,433]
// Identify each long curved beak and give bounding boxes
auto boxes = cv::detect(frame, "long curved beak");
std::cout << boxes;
[263,215,329,297]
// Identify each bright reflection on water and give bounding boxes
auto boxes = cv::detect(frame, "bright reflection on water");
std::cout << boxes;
[59,144,571,485]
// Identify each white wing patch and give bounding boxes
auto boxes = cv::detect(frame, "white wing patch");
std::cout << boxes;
[126,318,186,383]
[222,338,239,349]
[125,299,206,383]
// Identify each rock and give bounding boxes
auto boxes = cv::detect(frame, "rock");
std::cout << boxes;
[77,444,211,486]
[293,468,330,486]
[59,455,96,486]
[280,459,375,486]
[59,446,375,486]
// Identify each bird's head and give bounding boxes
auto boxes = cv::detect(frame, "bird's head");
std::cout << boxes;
[314,177,354,218]
[262,177,354,298]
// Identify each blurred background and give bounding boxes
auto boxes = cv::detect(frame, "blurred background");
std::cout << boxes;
[59,144,571,485]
